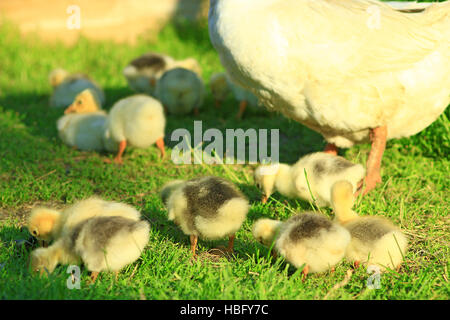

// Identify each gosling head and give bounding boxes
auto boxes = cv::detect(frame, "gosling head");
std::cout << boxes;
[331,180,357,224]
[27,208,62,246]
[160,180,185,207]
[254,164,280,203]
[252,219,282,247]
[64,89,101,114]
[49,68,69,88]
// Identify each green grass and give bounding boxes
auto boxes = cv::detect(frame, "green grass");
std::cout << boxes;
[0,8,449,299]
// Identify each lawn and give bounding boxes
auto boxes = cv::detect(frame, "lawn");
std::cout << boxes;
[0,5,449,299]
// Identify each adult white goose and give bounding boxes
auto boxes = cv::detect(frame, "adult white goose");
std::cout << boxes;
[208,0,450,195]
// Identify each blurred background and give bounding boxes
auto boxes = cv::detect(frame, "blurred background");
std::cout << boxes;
[0,0,209,44]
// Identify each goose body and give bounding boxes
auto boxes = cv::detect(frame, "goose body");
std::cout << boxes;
[209,0,450,147]
[209,0,450,194]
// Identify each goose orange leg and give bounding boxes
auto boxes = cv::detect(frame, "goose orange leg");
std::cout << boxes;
[324,143,338,156]
[155,137,165,159]
[114,140,127,164]
[357,126,387,196]
[236,100,248,119]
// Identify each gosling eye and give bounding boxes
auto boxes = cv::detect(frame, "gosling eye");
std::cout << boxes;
[32,230,38,236]
[77,100,82,105]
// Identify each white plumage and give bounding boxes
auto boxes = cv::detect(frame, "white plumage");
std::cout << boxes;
[254,152,365,207]
[209,0,449,146]
[209,0,450,193]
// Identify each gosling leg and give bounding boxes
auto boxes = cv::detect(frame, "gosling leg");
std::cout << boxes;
[302,265,309,281]
[114,140,127,164]
[236,100,248,119]
[90,271,99,283]
[226,234,235,253]
[270,249,278,260]
[155,137,165,159]
[190,234,198,257]
[261,194,268,204]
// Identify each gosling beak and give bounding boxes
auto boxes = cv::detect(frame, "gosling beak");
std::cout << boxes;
[261,195,268,204]
[64,105,74,114]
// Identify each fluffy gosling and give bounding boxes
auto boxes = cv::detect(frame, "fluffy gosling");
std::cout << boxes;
[28,197,148,281]
[30,215,149,281]
[104,94,166,163]
[27,197,142,245]
[254,152,365,206]
[155,67,205,115]
[57,89,114,151]
[253,212,351,277]
[331,180,408,271]
[209,72,261,119]
[160,176,249,256]
[49,68,105,108]
[123,53,202,96]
